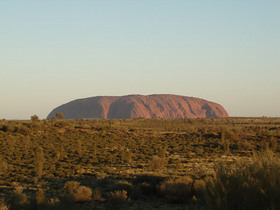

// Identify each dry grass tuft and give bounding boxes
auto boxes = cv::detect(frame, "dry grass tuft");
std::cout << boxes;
[202,151,280,210]
[93,188,105,202]
[112,181,134,197]
[108,190,130,209]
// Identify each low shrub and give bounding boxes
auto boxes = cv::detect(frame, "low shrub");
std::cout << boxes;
[192,178,207,196]
[71,186,92,203]
[134,174,165,195]
[9,187,29,208]
[193,147,204,156]
[233,140,254,151]
[63,181,92,203]
[63,181,80,193]
[148,156,167,171]
[157,176,193,203]
[202,151,280,210]
[0,199,8,210]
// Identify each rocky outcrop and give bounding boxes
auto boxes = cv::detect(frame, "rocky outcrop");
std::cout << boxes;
[47,94,229,119]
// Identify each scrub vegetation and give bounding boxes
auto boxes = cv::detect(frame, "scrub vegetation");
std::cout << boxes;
[0,117,280,209]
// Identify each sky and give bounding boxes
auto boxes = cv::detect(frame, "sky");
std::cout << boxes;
[0,1,279,119]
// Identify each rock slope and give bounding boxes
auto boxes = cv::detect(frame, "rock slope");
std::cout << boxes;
[47,94,229,119]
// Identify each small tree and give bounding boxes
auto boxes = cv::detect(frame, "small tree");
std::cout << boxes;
[35,146,45,179]
[31,115,39,121]
[56,113,64,119]
[77,139,82,156]
[0,156,8,175]
[36,189,46,206]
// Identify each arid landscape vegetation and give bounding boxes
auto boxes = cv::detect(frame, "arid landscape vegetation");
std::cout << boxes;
[1,117,280,209]
[1,1,280,209]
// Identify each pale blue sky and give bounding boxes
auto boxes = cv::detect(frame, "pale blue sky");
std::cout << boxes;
[1,1,279,119]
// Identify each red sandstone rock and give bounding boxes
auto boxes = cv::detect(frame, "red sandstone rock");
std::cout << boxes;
[47,94,229,119]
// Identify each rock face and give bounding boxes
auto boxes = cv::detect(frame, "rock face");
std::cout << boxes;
[47,94,229,119]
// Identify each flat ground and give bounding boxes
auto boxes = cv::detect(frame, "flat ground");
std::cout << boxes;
[0,118,280,209]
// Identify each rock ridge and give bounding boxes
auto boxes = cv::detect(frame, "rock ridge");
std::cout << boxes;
[47,94,229,119]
